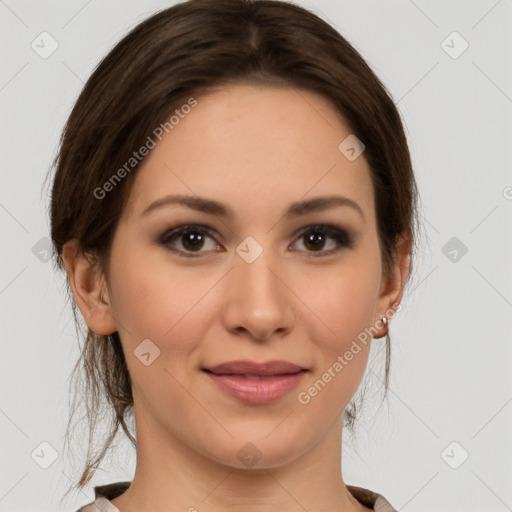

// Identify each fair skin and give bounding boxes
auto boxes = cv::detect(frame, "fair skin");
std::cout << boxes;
[63,83,410,512]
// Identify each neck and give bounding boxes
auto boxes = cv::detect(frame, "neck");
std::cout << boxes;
[110,402,369,512]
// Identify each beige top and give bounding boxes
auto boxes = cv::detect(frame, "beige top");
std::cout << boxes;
[75,481,398,511]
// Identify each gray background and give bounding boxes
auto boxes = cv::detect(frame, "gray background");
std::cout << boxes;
[1,0,511,511]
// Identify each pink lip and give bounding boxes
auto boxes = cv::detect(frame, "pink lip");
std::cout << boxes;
[202,360,308,404]
[204,359,305,376]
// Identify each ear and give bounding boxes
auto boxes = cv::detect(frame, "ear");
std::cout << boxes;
[374,234,411,333]
[62,238,117,335]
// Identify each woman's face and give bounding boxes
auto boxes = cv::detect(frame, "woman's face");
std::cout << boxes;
[85,83,405,469]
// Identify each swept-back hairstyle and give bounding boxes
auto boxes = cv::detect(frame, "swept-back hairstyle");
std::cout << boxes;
[46,0,419,495]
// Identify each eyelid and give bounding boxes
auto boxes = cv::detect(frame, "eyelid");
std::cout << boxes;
[292,223,353,242]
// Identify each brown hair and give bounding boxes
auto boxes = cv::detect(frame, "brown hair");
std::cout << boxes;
[45,0,420,496]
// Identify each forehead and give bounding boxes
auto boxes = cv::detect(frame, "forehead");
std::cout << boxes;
[122,84,375,226]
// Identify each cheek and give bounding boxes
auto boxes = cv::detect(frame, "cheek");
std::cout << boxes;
[292,247,381,404]
[108,245,206,349]
[107,250,215,410]
[108,245,226,382]
[298,248,382,347]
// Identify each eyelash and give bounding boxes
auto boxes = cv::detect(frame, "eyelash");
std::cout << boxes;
[159,223,355,258]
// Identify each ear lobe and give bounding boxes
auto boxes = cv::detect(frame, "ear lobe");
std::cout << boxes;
[376,235,412,320]
[62,238,117,335]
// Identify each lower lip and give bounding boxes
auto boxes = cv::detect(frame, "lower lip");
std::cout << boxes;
[204,370,306,404]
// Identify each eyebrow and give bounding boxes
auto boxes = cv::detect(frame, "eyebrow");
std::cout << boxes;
[140,194,365,222]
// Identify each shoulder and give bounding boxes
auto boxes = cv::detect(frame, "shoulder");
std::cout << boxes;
[74,481,131,512]
[347,484,398,512]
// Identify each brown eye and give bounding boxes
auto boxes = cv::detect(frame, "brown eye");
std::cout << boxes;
[302,232,328,252]
[180,231,206,251]
[160,225,223,257]
[291,225,354,256]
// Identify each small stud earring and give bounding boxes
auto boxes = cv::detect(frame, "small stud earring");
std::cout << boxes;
[374,314,389,339]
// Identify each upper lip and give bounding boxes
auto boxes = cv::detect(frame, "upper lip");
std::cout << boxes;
[203,360,306,376]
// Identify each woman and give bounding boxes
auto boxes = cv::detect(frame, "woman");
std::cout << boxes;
[48,0,419,510]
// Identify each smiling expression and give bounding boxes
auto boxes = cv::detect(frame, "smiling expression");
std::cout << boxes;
[94,82,399,469]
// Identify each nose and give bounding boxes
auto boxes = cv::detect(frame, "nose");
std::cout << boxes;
[219,248,295,341]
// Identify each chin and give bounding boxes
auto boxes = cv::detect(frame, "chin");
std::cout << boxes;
[206,431,309,471]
